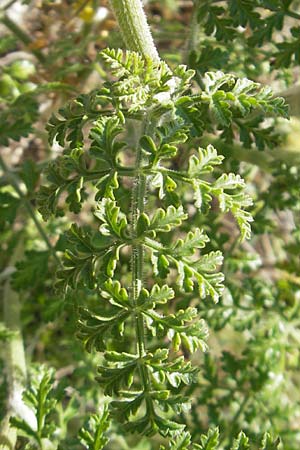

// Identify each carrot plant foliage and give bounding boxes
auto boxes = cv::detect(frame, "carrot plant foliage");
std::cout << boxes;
[1,1,300,450]
[35,48,284,444]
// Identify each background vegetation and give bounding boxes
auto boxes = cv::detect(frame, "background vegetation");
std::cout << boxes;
[1,1,300,449]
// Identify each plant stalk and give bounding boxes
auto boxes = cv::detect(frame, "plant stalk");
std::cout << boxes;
[0,13,45,63]
[0,238,34,449]
[130,117,151,394]
[110,0,160,62]
[110,0,160,402]
[186,0,201,59]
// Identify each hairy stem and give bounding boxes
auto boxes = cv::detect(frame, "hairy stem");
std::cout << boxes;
[130,117,152,398]
[110,0,160,62]
[186,0,201,59]
[110,0,159,408]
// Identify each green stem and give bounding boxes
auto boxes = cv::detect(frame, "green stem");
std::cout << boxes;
[109,0,160,409]
[129,114,159,424]
[286,10,300,20]
[184,0,205,89]
[0,239,28,450]
[0,13,45,63]
[0,157,61,267]
[225,394,250,447]
[131,117,150,390]
[110,0,160,62]
[186,0,201,58]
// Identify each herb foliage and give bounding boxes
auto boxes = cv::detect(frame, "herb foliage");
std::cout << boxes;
[1,1,300,449]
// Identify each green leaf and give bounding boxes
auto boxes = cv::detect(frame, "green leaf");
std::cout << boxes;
[201,71,288,125]
[188,145,224,177]
[101,279,131,308]
[0,83,76,146]
[231,432,250,450]
[0,95,38,145]
[77,306,131,352]
[94,198,129,240]
[0,191,20,231]
[19,159,40,193]
[212,176,253,240]
[101,48,173,112]
[96,359,137,396]
[10,367,57,444]
[147,230,224,302]
[163,431,192,450]
[10,416,38,442]
[124,410,185,437]
[56,224,117,291]
[150,414,185,437]
[137,212,151,236]
[89,116,125,165]
[140,135,157,154]
[174,251,224,302]
[198,427,220,450]
[150,205,188,233]
[145,307,208,353]
[46,90,111,147]
[79,408,110,450]
[153,253,170,279]
[153,120,189,166]
[110,392,145,422]
[186,146,253,238]
[0,323,16,341]
[212,90,232,127]
[260,433,281,450]
[172,229,209,257]
[34,370,56,437]
[12,250,49,291]
[36,147,90,219]
[101,48,146,79]
[139,284,175,308]
[275,26,300,68]
[148,351,198,387]
[95,171,119,202]
[197,4,236,42]
[213,173,245,191]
